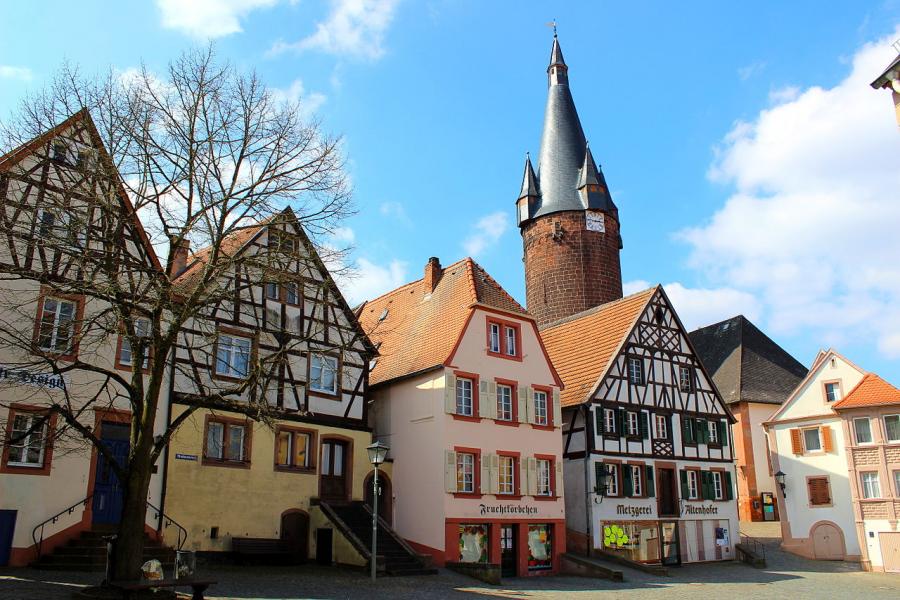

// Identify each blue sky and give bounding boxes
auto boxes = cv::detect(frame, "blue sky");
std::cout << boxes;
[2,1,900,382]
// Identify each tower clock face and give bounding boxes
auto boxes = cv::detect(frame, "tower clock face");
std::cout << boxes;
[586,211,605,233]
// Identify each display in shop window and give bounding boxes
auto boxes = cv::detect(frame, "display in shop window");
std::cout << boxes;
[527,525,552,571]
[458,524,489,563]
[603,524,630,548]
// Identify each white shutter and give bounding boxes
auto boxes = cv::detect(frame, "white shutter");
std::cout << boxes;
[487,382,498,420]
[478,380,491,418]
[480,453,492,494]
[519,457,528,495]
[490,454,500,494]
[555,459,563,494]
[527,457,538,496]
[444,373,457,415]
[552,388,562,427]
[517,386,528,424]
[445,450,457,492]
[525,387,535,424]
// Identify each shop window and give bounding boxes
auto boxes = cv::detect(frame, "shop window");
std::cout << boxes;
[854,418,873,445]
[458,524,489,563]
[601,521,662,563]
[527,525,553,571]
[861,472,881,499]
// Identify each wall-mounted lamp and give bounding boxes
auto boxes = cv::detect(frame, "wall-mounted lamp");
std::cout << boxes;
[775,471,787,498]
[593,467,611,503]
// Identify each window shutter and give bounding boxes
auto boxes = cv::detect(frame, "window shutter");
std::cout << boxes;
[444,373,457,414]
[480,453,492,494]
[701,471,712,500]
[639,412,649,440]
[790,428,803,455]
[724,471,733,500]
[526,457,538,496]
[478,380,491,418]
[808,477,831,505]
[517,386,528,424]
[555,460,562,493]
[623,465,633,497]
[518,457,527,495]
[680,470,689,499]
[595,462,606,494]
[487,382,498,420]
[645,465,655,497]
[489,454,500,494]
[525,387,534,424]
[683,417,694,443]
[552,388,562,426]
[445,450,457,492]
[821,426,833,452]
[617,409,626,436]
[696,419,707,444]
[595,408,605,435]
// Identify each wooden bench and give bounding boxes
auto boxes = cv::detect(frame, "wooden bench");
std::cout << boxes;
[231,537,291,564]
[111,578,216,600]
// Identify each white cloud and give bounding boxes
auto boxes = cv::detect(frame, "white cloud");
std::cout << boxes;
[681,28,900,356]
[624,280,763,332]
[0,65,32,81]
[156,0,277,39]
[271,79,327,117]
[331,226,355,244]
[268,0,399,60]
[768,85,800,104]
[462,211,508,257]
[337,257,407,305]
[379,201,411,226]
[738,60,766,81]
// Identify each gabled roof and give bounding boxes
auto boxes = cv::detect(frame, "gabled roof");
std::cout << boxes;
[540,287,656,408]
[871,53,900,89]
[833,373,900,410]
[358,258,530,387]
[689,315,807,406]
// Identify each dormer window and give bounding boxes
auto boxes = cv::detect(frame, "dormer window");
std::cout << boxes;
[486,318,521,360]
[823,381,841,402]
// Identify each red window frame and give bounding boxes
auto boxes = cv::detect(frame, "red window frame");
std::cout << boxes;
[453,446,482,498]
[32,286,85,362]
[532,385,554,429]
[534,453,557,500]
[114,317,153,373]
[202,414,252,469]
[453,370,481,422]
[494,378,519,426]
[1,404,56,476]
[497,450,521,498]
[485,316,522,361]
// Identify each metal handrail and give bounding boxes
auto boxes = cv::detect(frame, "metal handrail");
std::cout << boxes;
[31,494,94,561]
[146,500,187,550]
[738,533,767,560]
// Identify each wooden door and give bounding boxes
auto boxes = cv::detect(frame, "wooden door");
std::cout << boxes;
[812,523,844,560]
[657,468,678,517]
[280,511,309,564]
[316,528,333,565]
[319,440,349,504]
[91,422,130,525]
[364,472,392,525]
[0,510,16,566]
[879,532,900,573]
[500,525,517,578]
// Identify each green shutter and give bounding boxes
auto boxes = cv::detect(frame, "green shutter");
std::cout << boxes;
[595,408,604,435]
[639,412,649,440]
[680,469,689,499]
[623,464,633,497]
[683,417,694,443]
[701,471,713,500]
[617,409,626,436]
[724,471,733,500]
[594,462,605,494]
[718,421,728,446]
[695,419,707,444]
[645,465,655,497]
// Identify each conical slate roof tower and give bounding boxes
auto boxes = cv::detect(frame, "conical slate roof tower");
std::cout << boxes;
[517,33,623,328]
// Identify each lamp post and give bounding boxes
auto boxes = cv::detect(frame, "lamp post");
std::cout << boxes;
[775,470,787,498]
[366,440,389,582]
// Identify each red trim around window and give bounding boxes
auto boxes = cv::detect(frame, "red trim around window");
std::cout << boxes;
[452,370,481,422]
[496,450,522,498]
[453,446,482,498]
[1,404,57,476]
[114,318,153,374]
[531,384,554,430]
[534,453,558,500]
[32,286,85,362]
[494,378,519,426]
[485,316,522,361]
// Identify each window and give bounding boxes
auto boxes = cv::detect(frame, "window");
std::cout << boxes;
[310,353,339,394]
[803,428,822,452]
[630,465,643,497]
[489,323,501,353]
[38,210,57,238]
[807,476,831,506]
[686,470,700,500]
[711,471,724,500]
[276,429,312,469]
[537,458,552,496]
[626,412,639,436]
[707,421,719,444]
[505,326,517,356]
[6,412,48,467]
[824,382,841,402]
[894,470,900,496]
[533,390,548,426]
[655,414,668,439]
[678,366,693,393]
[265,282,279,300]
[119,318,150,368]
[604,408,616,434]
[38,210,83,246]
[285,283,299,305]
[52,141,69,162]
[37,296,78,354]
[854,418,873,445]
[604,464,619,496]
[204,420,248,464]
[885,415,900,442]
[627,357,644,385]
[456,378,474,417]
[861,472,881,499]
[498,455,516,495]
[457,453,475,493]
[496,384,513,421]
[215,333,251,378]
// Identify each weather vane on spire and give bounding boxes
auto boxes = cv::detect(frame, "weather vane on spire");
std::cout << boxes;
[546,19,557,37]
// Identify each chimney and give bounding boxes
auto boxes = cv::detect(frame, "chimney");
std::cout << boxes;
[169,238,190,277]
[424,257,441,294]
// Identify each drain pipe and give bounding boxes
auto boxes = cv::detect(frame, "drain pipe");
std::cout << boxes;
[583,404,595,557]
[156,344,177,534]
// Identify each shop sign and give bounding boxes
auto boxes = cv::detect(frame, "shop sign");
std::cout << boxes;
[682,504,719,516]
[615,504,653,517]
[0,365,67,390]
[479,503,539,517]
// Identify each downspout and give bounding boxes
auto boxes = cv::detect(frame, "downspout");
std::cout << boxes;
[583,403,595,557]
[156,345,177,534]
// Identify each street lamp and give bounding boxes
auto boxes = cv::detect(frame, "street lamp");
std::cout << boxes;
[366,440,389,582]
[775,471,787,498]
[593,466,611,503]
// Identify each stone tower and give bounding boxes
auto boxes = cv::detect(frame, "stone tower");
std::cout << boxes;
[517,33,623,328]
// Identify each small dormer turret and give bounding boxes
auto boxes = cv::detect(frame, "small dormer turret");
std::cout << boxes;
[516,153,539,226]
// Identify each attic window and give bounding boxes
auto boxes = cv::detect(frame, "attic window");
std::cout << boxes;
[378,308,389,322]
[654,307,664,324]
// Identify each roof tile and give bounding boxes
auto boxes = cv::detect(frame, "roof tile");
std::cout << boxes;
[833,373,900,409]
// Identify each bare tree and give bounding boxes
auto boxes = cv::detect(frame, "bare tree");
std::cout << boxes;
[0,46,358,581]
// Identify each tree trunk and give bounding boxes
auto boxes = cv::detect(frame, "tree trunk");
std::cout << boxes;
[111,464,153,581]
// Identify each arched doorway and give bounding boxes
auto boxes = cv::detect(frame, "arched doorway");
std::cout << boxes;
[364,471,392,526]
[811,521,845,560]
[280,510,309,564]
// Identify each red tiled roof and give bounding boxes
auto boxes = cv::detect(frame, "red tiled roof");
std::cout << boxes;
[540,287,656,408]
[171,225,264,292]
[833,373,900,409]
[358,258,527,386]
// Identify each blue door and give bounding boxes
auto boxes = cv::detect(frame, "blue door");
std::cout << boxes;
[92,423,130,525]
[0,510,16,566]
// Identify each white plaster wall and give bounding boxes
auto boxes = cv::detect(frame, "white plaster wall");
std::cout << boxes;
[862,519,893,568]
[777,357,863,421]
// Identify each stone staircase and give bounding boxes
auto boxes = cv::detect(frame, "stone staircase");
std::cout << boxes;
[33,529,175,571]
[321,501,437,576]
